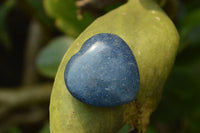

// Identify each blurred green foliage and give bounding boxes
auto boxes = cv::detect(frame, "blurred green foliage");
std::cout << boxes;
[36,36,74,78]
[150,1,200,133]
[7,126,22,133]
[26,0,54,27]
[178,8,200,52]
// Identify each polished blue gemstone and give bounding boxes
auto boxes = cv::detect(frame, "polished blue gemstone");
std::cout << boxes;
[64,33,140,107]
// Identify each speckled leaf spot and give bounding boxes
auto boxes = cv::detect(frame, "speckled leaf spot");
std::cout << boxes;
[64,33,140,107]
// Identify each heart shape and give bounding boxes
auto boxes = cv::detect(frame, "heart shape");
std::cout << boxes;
[64,33,140,107]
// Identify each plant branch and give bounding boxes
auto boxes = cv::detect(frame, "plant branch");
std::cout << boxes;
[22,19,51,86]
[0,106,49,133]
[0,83,52,119]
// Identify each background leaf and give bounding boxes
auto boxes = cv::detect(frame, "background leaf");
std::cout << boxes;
[36,36,74,78]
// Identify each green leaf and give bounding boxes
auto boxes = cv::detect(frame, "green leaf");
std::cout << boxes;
[0,0,16,50]
[36,36,74,78]
[43,0,94,37]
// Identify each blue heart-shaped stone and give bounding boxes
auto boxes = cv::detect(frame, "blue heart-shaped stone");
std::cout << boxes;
[64,33,140,107]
